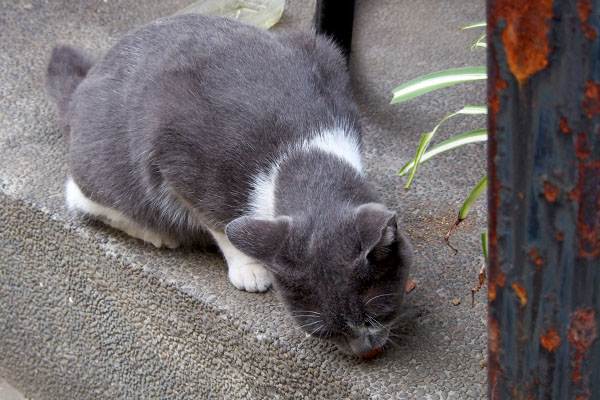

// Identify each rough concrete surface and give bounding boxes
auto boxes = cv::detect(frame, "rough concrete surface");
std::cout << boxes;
[0,0,488,399]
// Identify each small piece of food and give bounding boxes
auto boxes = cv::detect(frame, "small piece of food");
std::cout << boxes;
[358,347,383,359]
[405,279,417,293]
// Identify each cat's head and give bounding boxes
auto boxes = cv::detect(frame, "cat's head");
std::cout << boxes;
[226,203,412,357]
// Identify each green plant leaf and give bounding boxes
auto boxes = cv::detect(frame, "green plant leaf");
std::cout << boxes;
[457,105,487,115]
[398,128,487,176]
[460,21,487,30]
[471,34,488,51]
[402,106,487,187]
[481,232,488,264]
[458,175,487,220]
[404,131,434,189]
[391,67,487,104]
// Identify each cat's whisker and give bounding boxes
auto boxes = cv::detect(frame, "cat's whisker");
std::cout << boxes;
[364,292,401,306]
[292,314,322,319]
[309,324,324,337]
[291,310,322,316]
[366,314,387,332]
[299,320,323,329]
[299,323,324,346]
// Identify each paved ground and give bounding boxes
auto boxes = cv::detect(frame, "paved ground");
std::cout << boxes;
[0,0,488,398]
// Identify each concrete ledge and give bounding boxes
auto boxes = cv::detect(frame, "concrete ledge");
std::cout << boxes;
[0,192,361,399]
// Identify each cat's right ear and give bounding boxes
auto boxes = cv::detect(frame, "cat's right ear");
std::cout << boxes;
[225,216,292,263]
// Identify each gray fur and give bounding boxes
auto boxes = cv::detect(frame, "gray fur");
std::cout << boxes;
[45,14,412,356]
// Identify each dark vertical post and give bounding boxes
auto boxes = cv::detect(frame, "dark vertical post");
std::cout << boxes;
[313,0,356,59]
[488,0,600,399]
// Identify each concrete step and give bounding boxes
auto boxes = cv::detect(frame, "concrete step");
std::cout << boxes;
[0,0,488,398]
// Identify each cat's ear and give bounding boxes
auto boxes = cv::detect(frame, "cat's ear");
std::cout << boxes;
[226,216,292,263]
[355,203,397,260]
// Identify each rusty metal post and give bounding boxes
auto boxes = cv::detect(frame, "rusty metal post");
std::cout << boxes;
[487,0,600,398]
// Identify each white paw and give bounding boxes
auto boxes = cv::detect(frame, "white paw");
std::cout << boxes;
[228,262,272,292]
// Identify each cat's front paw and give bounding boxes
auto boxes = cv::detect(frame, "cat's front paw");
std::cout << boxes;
[228,261,272,292]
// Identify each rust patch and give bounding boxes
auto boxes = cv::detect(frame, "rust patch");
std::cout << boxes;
[529,248,543,266]
[568,308,597,383]
[543,181,560,202]
[489,270,506,302]
[490,76,506,116]
[488,318,504,399]
[493,0,553,85]
[512,282,528,306]
[541,327,561,352]
[583,81,600,118]
[576,133,592,159]
[569,160,600,259]
[578,0,597,39]
[557,232,564,241]
[560,116,572,134]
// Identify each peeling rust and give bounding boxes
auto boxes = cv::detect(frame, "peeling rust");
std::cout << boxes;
[543,181,559,202]
[578,0,597,39]
[540,327,561,352]
[529,248,543,266]
[569,160,600,259]
[491,0,553,85]
[583,81,600,118]
[489,318,503,399]
[560,116,573,134]
[512,282,527,306]
[576,133,592,159]
[488,269,506,302]
[568,308,597,384]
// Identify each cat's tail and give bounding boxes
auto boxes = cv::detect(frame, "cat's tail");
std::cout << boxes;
[45,44,96,126]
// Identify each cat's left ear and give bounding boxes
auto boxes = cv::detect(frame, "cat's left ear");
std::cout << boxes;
[226,216,292,263]
[355,203,397,260]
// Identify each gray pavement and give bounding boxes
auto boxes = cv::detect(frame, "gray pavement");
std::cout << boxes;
[0,0,488,398]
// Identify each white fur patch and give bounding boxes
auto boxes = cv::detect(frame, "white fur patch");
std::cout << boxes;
[208,228,272,292]
[304,125,363,172]
[248,122,363,218]
[248,168,278,219]
[65,178,178,248]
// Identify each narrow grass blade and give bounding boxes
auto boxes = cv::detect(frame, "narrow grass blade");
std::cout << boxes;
[458,175,488,220]
[481,232,488,264]
[401,106,487,185]
[398,128,487,176]
[471,34,487,51]
[391,67,487,104]
[460,21,486,30]
[405,132,433,188]
[457,105,487,115]
[445,176,488,254]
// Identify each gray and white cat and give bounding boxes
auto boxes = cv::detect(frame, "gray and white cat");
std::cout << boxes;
[46,14,412,357]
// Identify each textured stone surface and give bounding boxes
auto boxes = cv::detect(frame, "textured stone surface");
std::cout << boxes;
[0,0,487,398]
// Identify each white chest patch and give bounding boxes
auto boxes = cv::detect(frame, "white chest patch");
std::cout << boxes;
[248,123,363,219]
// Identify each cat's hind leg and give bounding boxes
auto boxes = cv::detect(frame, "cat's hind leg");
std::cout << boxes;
[208,229,272,292]
[65,178,179,249]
